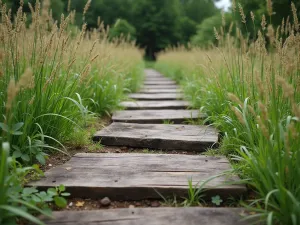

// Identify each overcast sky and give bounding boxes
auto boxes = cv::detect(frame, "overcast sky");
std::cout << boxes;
[215,0,231,11]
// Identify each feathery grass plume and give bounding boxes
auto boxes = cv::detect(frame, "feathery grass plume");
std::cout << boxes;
[232,0,236,12]
[250,11,255,22]
[266,0,273,17]
[285,16,290,35]
[221,11,225,27]
[68,0,71,12]
[281,18,285,35]
[291,2,299,31]
[261,14,267,30]
[258,101,268,121]
[6,78,17,112]
[230,106,245,125]
[214,27,220,40]
[227,93,243,106]
[238,3,246,24]
[256,116,269,139]
[267,25,275,44]
[83,0,91,17]
[16,68,34,90]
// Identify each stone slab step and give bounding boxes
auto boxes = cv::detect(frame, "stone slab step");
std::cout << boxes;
[143,84,178,89]
[128,93,182,100]
[112,110,205,123]
[93,123,218,151]
[139,88,182,94]
[30,153,246,200]
[120,100,189,110]
[144,80,176,85]
[41,208,250,225]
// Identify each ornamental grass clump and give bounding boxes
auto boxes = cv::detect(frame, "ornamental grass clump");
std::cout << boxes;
[0,0,143,164]
[155,2,299,224]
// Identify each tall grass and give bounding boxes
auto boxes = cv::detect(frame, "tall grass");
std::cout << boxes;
[155,2,300,225]
[0,1,144,164]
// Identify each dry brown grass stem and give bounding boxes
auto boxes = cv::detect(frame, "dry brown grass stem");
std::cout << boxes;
[68,0,71,12]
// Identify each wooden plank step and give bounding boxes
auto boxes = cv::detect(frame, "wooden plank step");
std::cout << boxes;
[145,77,174,81]
[139,88,182,94]
[120,100,189,110]
[112,110,205,123]
[42,208,250,225]
[143,85,178,89]
[30,153,246,200]
[144,80,176,85]
[128,93,182,100]
[93,123,218,151]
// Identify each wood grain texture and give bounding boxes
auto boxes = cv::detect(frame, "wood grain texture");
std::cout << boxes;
[128,93,182,100]
[139,88,182,94]
[120,100,189,110]
[93,122,218,151]
[42,208,250,225]
[29,153,246,200]
[112,110,205,123]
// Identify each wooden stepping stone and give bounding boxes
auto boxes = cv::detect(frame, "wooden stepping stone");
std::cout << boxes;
[112,110,205,123]
[93,123,218,151]
[144,80,176,85]
[42,207,250,225]
[128,93,182,100]
[143,84,178,89]
[139,88,182,94]
[30,153,246,200]
[120,100,189,110]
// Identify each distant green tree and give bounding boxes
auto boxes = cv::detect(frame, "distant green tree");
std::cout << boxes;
[132,0,182,60]
[181,0,218,24]
[179,16,197,44]
[109,19,136,41]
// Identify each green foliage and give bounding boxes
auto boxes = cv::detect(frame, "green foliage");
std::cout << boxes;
[156,2,300,221]
[211,195,223,206]
[181,0,218,24]
[191,13,234,47]
[0,143,69,225]
[109,19,136,41]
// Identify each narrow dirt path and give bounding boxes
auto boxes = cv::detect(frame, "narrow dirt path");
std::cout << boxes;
[31,69,249,225]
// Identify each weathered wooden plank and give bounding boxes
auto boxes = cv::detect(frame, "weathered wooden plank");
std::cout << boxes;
[139,88,182,94]
[120,100,189,110]
[145,77,174,82]
[42,208,250,225]
[143,85,178,89]
[144,80,176,85]
[93,123,218,151]
[30,153,246,200]
[128,93,182,100]
[112,110,205,123]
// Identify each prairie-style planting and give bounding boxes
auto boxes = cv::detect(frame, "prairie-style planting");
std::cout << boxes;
[155,3,300,224]
[0,1,143,224]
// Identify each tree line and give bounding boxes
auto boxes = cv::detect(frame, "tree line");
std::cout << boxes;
[3,0,300,59]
